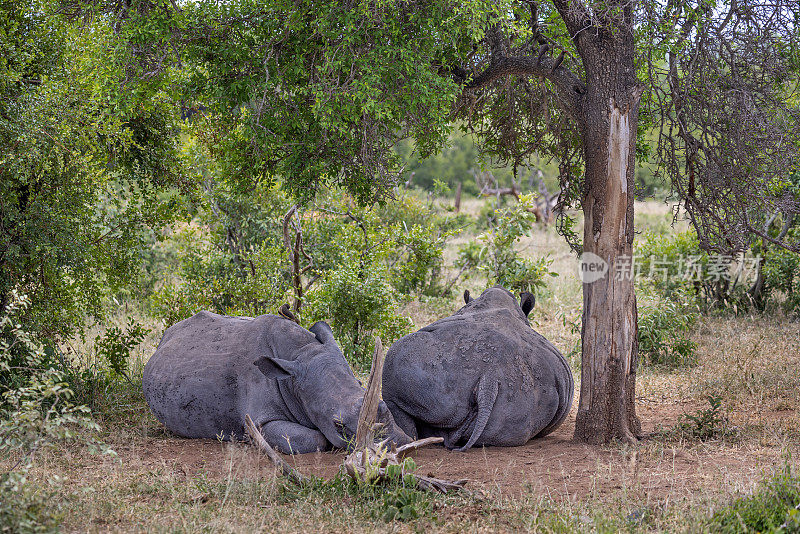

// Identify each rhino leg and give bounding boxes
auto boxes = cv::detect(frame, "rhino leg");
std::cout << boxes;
[260,420,331,454]
[385,400,418,441]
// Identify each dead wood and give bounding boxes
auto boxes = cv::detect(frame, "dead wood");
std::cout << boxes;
[342,337,469,495]
[244,414,304,485]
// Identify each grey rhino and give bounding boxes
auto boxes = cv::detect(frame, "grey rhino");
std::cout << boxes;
[382,286,573,451]
[143,311,411,454]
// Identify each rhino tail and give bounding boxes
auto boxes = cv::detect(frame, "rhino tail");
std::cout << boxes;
[455,375,498,452]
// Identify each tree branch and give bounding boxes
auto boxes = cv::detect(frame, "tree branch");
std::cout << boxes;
[550,0,592,39]
[465,55,585,122]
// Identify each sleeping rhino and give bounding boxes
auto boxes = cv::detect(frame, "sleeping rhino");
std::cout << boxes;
[382,286,573,451]
[143,311,411,454]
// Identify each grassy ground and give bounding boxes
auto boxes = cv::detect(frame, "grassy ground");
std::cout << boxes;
[5,198,800,533]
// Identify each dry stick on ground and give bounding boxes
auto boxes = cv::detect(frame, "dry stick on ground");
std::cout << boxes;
[244,414,305,485]
[343,338,470,494]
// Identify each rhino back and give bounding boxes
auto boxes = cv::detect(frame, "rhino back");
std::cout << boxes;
[143,311,318,438]
[384,307,572,446]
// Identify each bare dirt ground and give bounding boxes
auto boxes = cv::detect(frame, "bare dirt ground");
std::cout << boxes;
[92,399,791,505]
[34,200,796,532]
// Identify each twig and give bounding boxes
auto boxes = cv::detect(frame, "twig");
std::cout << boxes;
[244,414,304,485]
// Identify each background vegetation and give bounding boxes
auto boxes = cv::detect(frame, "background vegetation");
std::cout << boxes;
[1,0,799,532]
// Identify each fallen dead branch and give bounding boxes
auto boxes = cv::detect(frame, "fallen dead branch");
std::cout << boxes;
[244,414,304,485]
[477,170,560,225]
[342,338,470,495]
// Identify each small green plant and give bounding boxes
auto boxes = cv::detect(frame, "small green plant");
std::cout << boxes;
[455,241,482,274]
[379,485,432,522]
[95,318,150,381]
[277,463,437,525]
[674,395,735,441]
[637,289,698,368]
[708,459,800,533]
[477,194,557,295]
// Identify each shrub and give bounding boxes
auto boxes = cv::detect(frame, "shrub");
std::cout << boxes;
[0,293,62,404]
[709,460,800,532]
[0,476,60,534]
[637,288,698,367]
[636,230,709,301]
[151,182,461,330]
[95,318,150,381]
[636,228,800,314]
[150,179,464,371]
[0,292,112,533]
[150,235,292,325]
[476,194,557,295]
[673,395,735,441]
[304,257,412,370]
[762,244,800,316]
[0,293,107,466]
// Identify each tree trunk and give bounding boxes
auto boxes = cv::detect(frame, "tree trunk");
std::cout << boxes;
[573,39,642,444]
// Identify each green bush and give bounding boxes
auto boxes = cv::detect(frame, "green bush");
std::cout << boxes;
[0,292,112,533]
[476,194,557,295]
[637,288,698,368]
[637,228,800,314]
[150,235,292,324]
[305,257,412,370]
[376,194,461,297]
[0,293,107,467]
[709,461,800,533]
[0,476,60,534]
[95,318,150,381]
[636,230,708,301]
[1,294,62,404]
[151,166,462,329]
[762,244,800,316]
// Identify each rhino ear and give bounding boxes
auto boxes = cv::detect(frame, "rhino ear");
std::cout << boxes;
[309,321,336,345]
[463,289,473,305]
[254,356,299,379]
[520,292,535,317]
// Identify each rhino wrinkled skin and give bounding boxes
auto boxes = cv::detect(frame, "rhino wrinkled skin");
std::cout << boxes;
[382,286,574,451]
[143,311,411,454]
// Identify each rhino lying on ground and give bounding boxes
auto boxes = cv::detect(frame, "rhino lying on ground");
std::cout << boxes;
[382,286,573,451]
[143,311,411,454]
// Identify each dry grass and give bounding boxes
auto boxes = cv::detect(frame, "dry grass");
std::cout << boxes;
[6,198,800,533]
